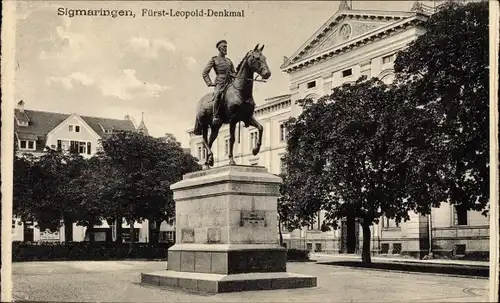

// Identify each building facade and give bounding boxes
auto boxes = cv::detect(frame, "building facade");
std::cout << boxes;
[12,100,176,243]
[188,1,489,259]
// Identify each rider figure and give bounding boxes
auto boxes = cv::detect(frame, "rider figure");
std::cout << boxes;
[202,40,236,125]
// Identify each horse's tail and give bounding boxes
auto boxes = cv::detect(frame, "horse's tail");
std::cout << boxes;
[193,117,203,136]
[193,92,213,136]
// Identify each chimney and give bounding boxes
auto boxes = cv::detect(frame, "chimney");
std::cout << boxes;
[18,100,25,113]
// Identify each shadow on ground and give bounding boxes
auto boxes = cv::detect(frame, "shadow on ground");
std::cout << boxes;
[317,261,489,278]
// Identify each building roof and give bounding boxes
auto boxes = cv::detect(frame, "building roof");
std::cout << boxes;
[15,109,69,138]
[280,1,434,73]
[14,107,139,152]
[81,115,137,137]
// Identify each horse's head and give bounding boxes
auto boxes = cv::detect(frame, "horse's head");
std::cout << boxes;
[247,44,271,80]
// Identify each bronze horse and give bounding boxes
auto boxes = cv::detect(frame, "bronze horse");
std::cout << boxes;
[193,44,271,167]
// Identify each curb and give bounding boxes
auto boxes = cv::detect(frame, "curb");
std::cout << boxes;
[311,256,489,268]
[317,262,489,279]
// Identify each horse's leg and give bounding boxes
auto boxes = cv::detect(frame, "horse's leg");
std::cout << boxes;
[248,116,263,156]
[206,124,221,167]
[228,121,237,165]
[201,125,211,168]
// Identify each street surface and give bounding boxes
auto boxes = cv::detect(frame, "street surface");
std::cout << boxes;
[12,261,488,302]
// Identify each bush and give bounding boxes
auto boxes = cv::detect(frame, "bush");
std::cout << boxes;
[11,241,173,262]
[286,248,310,261]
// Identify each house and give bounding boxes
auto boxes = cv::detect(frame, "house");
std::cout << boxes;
[12,100,161,243]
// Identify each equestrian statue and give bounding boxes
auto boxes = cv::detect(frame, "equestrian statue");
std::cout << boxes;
[193,40,271,168]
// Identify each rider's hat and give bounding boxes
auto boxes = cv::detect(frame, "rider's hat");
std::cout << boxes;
[216,40,227,49]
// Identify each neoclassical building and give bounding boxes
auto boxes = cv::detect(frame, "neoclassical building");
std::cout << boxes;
[188,1,489,259]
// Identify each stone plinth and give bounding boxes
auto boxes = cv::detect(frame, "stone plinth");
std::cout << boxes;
[141,165,316,293]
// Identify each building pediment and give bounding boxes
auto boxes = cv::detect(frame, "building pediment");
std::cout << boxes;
[298,18,394,63]
[281,6,432,73]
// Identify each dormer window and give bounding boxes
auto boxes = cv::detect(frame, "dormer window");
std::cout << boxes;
[307,81,316,89]
[342,68,353,78]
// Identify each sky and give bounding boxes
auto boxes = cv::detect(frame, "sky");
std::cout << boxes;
[14,0,436,147]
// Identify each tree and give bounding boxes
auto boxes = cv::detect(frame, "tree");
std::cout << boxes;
[13,148,87,243]
[98,131,201,251]
[277,173,302,247]
[160,133,181,147]
[70,157,110,243]
[282,77,436,263]
[394,1,489,214]
[13,153,37,224]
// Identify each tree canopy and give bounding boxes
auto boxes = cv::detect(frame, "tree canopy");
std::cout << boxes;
[13,131,201,245]
[280,1,489,263]
[394,0,489,213]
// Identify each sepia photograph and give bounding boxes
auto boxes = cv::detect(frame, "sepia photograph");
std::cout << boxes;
[1,0,497,302]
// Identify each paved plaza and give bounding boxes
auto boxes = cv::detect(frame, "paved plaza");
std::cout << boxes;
[12,260,488,302]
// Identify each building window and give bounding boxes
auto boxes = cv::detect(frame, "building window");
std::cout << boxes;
[197,144,206,160]
[279,123,287,142]
[342,68,352,78]
[19,140,36,150]
[382,216,399,228]
[78,142,86,154]
[224,138,230,156]
[392,243,402,254]
[159,231,175,242]
[250,131,258,149]
[69,125,81,132]
[307,81,316,89]
[69,125,73,132]
[380,243,389,254]
[454,205,468,226]
[382,54,396,64]
[315,243,322,252]
[60,140,91,155]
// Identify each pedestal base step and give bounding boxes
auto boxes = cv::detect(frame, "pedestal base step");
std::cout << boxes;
[141,270,317,293]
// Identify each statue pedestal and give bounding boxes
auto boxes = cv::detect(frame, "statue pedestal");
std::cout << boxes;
[141,165,316,293]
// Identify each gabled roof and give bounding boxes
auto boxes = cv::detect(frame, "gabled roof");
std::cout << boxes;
[81,115,136,137]
[280,2,433,73]
[14,108,138,151]
[15,109,69,137]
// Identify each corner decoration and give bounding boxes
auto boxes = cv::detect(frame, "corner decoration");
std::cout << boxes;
[339,24,352,41]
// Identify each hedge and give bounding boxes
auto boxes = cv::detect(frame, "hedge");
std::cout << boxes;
[10,242,310,262]
[11,241,173,262]
[286,248,310,261]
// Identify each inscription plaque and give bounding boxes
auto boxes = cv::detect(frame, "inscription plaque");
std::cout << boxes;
[240,210,266,227]
[181,228,194,243]
[207,228,221,243]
